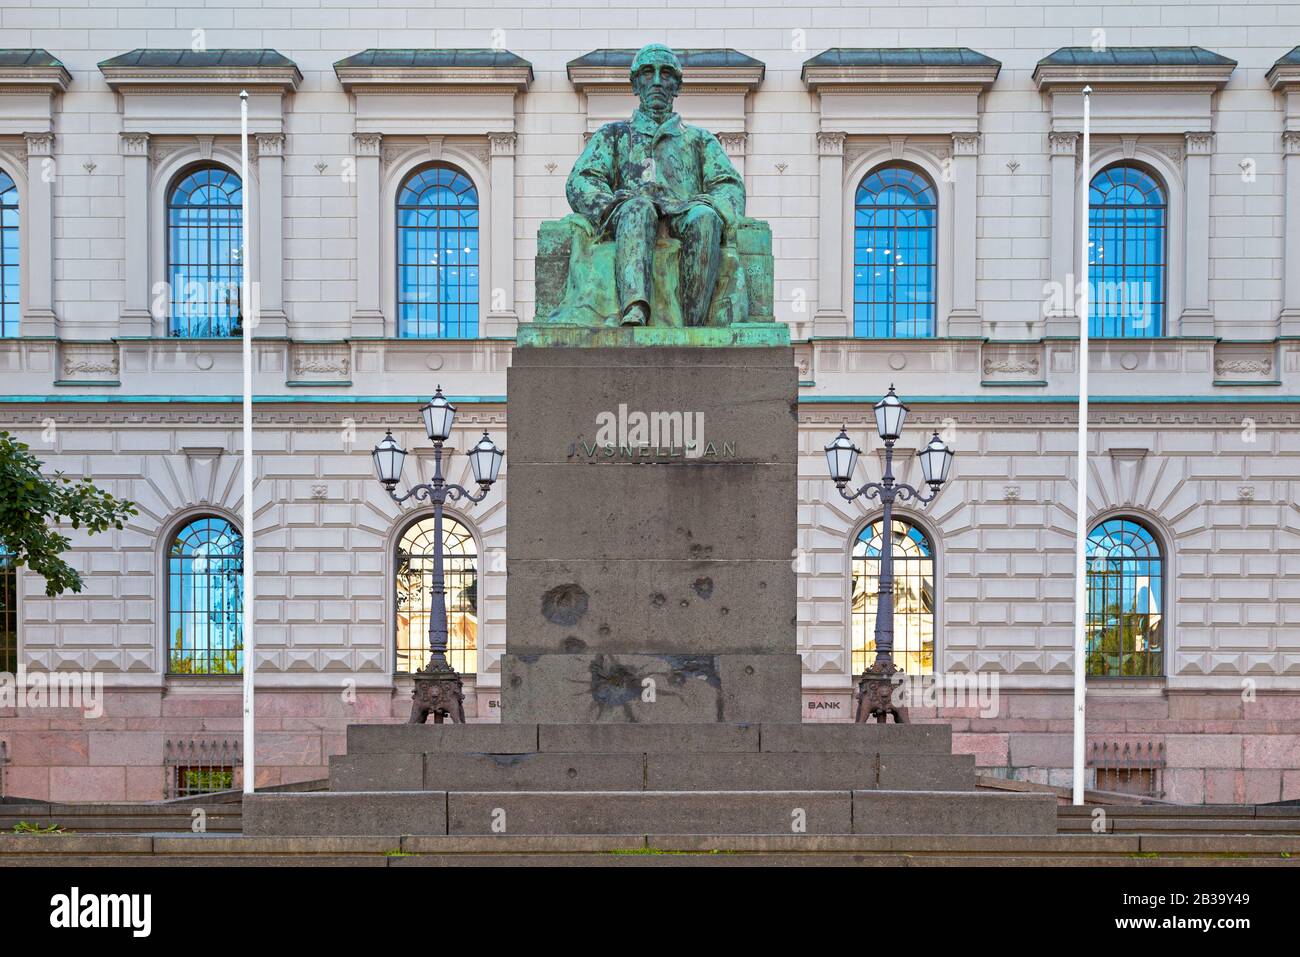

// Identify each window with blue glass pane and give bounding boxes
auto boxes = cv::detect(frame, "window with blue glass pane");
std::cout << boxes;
[167,516,243,675]
[1085,518,1163,677]
[853,165,937,338]
[1089,165,1166,338]
[0,170,18,338]
[167,166,243,338]
[397,165,479,338]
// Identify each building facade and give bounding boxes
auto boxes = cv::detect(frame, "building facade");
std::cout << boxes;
[1,0,1298,804]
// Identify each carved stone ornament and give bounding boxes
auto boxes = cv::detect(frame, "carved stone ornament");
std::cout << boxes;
[293,353,351,377]
[1214,357,1271,376]
[62,353,120,377]
[983,356,1040,376]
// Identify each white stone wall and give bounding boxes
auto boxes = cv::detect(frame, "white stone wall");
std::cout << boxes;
[4,404,1297,697]
[796,404,1300,692]
[2,1,1300,802]
[0,1,1296,338]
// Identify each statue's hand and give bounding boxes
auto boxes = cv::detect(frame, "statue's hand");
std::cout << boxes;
[637,181,669,205]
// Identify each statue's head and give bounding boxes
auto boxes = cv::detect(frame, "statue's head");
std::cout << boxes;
[630,44,682,115]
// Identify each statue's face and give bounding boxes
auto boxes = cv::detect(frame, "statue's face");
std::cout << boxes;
[631,61,681,114]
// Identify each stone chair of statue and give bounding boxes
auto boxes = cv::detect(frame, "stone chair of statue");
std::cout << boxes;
[534,212,775,331]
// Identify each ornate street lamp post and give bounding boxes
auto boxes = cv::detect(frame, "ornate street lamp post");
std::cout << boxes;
[825,386,954,724]
[372,387,504,724]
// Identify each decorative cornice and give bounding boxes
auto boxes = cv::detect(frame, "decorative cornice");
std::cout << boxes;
[119,131,150,156]
[567,49,763,94]
[100,65,300,93]
[803,50,999,93]
[1032,50,1235,91]
[0,54,71,92]
[717,131,747,156]
[255,133,285,157]
[22,131,54,156]
[1266,48,1300,91]
[488,131,517,157]
[951,132,980,156]
[353,131,382,156]
[335,59,532,94]
[1048,131,1078,156]
[3,402,1298,431]
[817,131,846,156]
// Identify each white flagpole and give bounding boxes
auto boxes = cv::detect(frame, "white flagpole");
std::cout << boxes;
[1071,86,1092,806]
[239,90,256,795]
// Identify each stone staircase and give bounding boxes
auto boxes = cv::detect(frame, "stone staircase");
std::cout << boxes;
[2,831,1299,867]
[242,722,1060,837]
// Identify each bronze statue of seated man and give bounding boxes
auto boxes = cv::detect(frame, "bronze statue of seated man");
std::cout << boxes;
[550,44,757,329]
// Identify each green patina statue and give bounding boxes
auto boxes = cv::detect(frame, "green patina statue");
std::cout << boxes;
[532,44,779,343]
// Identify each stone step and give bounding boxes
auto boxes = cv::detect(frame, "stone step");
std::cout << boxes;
[344,721,953,755]
[7,831,1300,866]
[644,752,974,791]
[347,723,540,754]
[244,789,1056,837]
[756,722,952,754]
[0,802,244,833]
[447,789,853,834]
[330,750,974,792]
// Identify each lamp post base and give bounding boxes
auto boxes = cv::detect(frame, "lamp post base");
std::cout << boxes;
[855,660,907,724]
[408,665,466,725]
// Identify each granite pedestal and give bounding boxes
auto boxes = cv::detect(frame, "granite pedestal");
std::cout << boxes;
[501,341,801,724]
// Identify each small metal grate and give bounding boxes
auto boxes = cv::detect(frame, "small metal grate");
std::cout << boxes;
[164,738,241,798]
[1089,739,1165,798]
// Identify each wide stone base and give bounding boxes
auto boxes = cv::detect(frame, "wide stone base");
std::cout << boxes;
[244,789,1057,837]
[242,722,1058,837]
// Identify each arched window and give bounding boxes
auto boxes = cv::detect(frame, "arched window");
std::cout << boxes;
[0,169,18,337]
[0,546,15,674]
[395,514,478,675]
[851,518,935,676]
[853,164,937,338]
[167,516,243,675]
[396,165,479,338]
[167,165,243,338]
[1086,518,1163,676]
[1089,164,1166,338]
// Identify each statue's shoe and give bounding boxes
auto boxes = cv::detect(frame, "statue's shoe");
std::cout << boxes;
[619,304,650,327]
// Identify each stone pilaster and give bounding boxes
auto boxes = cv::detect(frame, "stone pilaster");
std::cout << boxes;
[485,131,518,337]
[119,132,152,337]
[1280,130,1300,336]
[255,133,288,338]
[814,131,848,337]
[1182,131,1215,337]
[351,132,385,337]
[1046,131,1079,337]
[21,132,57,337]
[948,132,981,336]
